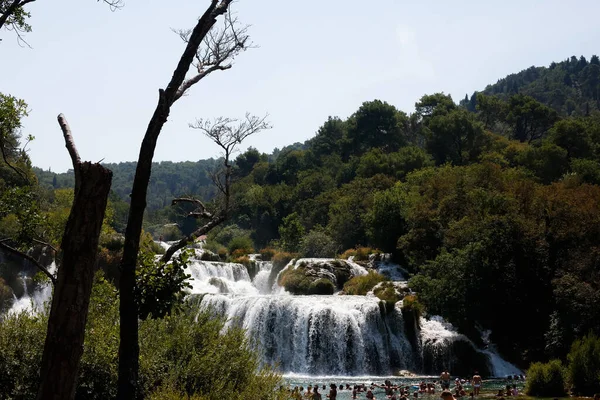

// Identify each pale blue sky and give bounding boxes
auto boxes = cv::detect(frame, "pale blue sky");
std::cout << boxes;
[2,0,600,172]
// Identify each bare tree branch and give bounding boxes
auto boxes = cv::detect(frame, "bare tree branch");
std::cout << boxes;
[57,113,81,190]
[0,240,56,285]
[173,11,252,102]
[171,197,213,219]
[161,114,270,264]
[32,238,58,253]
[99,0,124,11]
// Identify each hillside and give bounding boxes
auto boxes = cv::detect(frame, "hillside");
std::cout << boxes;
[464,55,600,116]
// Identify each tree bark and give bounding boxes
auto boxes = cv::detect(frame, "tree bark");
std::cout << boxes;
[36,161,112,400]
[117,2,232,398]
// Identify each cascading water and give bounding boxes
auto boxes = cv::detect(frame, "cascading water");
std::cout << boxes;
[184,252,517,377]
[200,294,414,375]
[8,261,57,315]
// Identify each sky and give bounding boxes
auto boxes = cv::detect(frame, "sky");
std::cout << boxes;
[2,0,600,172]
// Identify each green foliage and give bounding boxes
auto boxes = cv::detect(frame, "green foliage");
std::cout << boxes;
[525,360,566,397]
[277,266,313,295]
[425,109,487,165]
[272,251,295,270]
[343,271,388,295]
[373,282,402,311]
[279,212,305,252]
[227,235,254,255]
[135,243,192,320]
[259,247,276,261]
[345,100,408,156]
[567,333,600,395]
[401,294,424,318]
[505,94,559,142]
[483,55,600,116]
[0,311,46,399]
[308,278,335,295]
[299,228,337,258]
[366,185,406,252]
[0,1,32,36]
[0,274,284,400]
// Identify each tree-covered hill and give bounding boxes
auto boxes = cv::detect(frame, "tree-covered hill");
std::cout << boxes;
[462,55,600,116]
[34,158,220,211]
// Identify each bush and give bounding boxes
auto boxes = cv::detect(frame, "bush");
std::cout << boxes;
[0,273,285,400]
[354,246,381,261]
[373,282,402,311]
[401,294,424,318]
[308,278,335,295]
[227,236,254,255]
[272,251,296,270]
[343,271,388,295]
[339,248,357,259]
[525,360,566,397]
[278,266,313,295]
[567,333,600,395]
[259,247,276,261]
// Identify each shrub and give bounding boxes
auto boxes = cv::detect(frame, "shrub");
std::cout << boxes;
[158,224,182,242]
[272,251,296,270]
[343,271,388,295]
[278,267,312,295]
[231,247,253,258]
[567,333,600,395]
[259,247,276,261]
[354,246,381,261]
[401,294,424,318]
[227,236,254,255]
[0,273,285,400]
[199,250,220,262]
[525,360,566,397]
[373,282,402,311]
[339,248,357,259]
[308,278,335,295]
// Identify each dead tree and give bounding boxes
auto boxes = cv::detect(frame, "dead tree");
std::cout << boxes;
[117,2,250,398]
[161,114,269,263]
[36,114,112,400]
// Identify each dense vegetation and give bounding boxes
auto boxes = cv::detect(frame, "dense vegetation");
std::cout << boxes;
[3,54,600,386]
[0,274,285,400]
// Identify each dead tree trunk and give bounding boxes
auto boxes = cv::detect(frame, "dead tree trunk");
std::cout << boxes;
[36,114,112,400]
[116,2,239,398]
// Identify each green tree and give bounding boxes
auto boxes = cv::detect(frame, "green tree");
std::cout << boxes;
[548,118,592,159]
[279,212,304,252]
[345,100,408,155]
[567,333,600,395]
[425,109,487,165]
[505,94,559,142]
[299,228,337,258]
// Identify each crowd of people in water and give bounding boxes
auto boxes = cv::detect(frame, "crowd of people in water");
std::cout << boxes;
[287,371,527,400]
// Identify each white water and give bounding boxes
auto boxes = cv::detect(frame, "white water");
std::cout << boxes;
[200,294,414,375]
[184,255,520,376]
[8,262,57,315]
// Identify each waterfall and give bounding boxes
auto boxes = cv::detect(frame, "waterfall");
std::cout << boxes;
[185,255,509,376]
[199,294,414,375]
[8,262,57,315]
[252,261,273,295]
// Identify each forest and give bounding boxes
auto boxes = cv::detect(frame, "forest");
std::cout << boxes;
[2,1,600,396]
